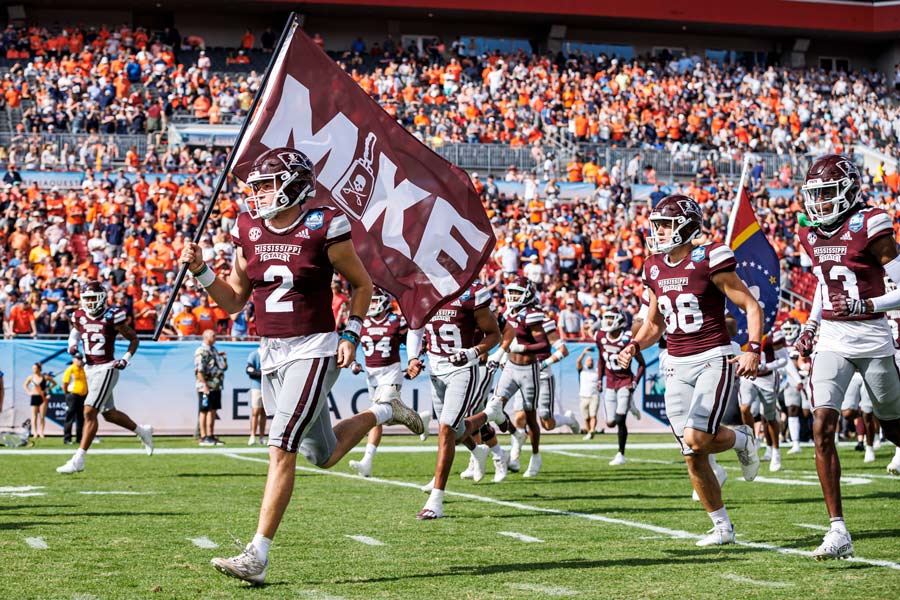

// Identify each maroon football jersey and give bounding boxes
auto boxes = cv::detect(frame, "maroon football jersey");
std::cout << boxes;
[507,306,547,354]
[425,283,491,357]
[643,242,736,358]
[757,334,777,375]
[799,207,893,322]
[535,317,558,361]
[596,329,635,389]
[361,311,406,368]
[73,307,126,366]
[231,208,351,338]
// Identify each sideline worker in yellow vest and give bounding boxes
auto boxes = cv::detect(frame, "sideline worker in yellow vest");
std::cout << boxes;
[63,354,88,445]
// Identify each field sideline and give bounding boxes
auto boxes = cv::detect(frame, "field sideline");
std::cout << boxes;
[2,434,899,600]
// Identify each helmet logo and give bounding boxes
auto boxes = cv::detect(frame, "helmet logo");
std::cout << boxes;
[277,151,306,170]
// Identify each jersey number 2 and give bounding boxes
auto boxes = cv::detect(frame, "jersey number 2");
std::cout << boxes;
[264,265,293,313]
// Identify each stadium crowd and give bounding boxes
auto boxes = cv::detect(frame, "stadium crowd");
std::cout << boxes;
[2,23,900,340]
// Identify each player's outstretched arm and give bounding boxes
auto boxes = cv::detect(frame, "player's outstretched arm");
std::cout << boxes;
[179,243,252,314]
[114,321,140,369]
[328,239,374,368]
[618,289,663,369]
[473,306,502,358]
[713,270,761,378]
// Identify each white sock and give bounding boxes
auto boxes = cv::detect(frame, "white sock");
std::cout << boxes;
[363,443,377,462]
[732,429,749,451]
[788,416,800,443]
[74,448,86,459]
[772,448,780,459]
[426,488,444,510]
[895,447,900,460]
[866,444,874,451]
[708,507,732,529]
[515,427,527,437]
[708,454,719,469]
[830,518,848,534]
[368,403,392,425]
[250,533,271,562]
[489,444,503,458]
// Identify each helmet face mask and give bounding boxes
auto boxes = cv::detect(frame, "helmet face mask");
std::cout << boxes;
[647,195,702,254]
[801,154,860,228]
[244,148,316,220]
[367,288,391,317]
[780,320,800,344]
[504,277,535,312]
[80,284,107,317]
[600,311,626,333]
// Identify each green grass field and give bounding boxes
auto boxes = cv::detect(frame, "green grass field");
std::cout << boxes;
[2,434,899,600]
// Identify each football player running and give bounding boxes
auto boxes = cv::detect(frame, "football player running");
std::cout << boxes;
[348,287,429,477]
[596,307,645,465]
[795,154,900,559]
[779,320,810,454]
[181,148,423,584]
[617,194,763,547]
[57,281,154,474]
[407,282,501,519]
[737,329,788,471]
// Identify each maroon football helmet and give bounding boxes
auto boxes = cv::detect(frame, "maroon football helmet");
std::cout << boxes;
[505,276,536,311]
[80,281,107,317]
[244,147,317,219]
[801,154,861,227]
[647,194,703,254]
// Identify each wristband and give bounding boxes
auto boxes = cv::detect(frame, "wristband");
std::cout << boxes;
[341,330,360,346]
[122,352,133,364]
[746,341,761,355]
[192,263,216,288]
[345,316,363,337]
[540,359,550,370]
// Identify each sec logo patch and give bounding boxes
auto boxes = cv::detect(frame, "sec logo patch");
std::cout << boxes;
[248,227,262,242]
[649,265,660,280]
[807,232,817,245]
[305,211,324,230]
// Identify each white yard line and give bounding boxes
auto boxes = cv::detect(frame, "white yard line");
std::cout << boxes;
[224,453,900,572]
[794,523,829,532]
[0,485,45,492]
[24,537,48,550]
[344,535,385,546]
[720,573,793,588]
[549,450,679,465]
[188,536,219,549]
[507,583,578,596]
[497,531,544,543]
[79,491,158,495]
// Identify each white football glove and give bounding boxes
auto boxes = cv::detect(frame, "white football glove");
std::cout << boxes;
[509,340,526,353]
[449,347,480,367]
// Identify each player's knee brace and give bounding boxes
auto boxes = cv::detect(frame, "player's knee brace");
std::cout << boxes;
[479,423,496,444]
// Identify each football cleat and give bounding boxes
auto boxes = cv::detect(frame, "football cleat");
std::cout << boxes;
[199,437,215,447]
[349,459,372,478]
[734,425,760,482]
[460,455,475,480]
[211,546,267,585]
[788,443,803,455]
[887,453,900,476]
[471,445,489,483]
[385,398,424,435]
[769,450,782,472]
[420,477,435,493]
[418,411,432,441]
[629,404,642,421]
[873,438,882,451]
[863,447,876,463]
[416,506,443,520]
[248,436,257,446]
[813,529,854,560]
[56,456,84,474]
[696,525,735,547]
[583,432,594,441]
[493,449,509,483]
[761,447,772,462]
[137,425,154,456]
[609,452,627,466]
[563,410,580,433]
[522,453,542,478]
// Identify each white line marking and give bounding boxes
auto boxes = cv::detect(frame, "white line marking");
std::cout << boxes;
[549,450,679,465]
[224,453,900,572]
[78,491,158,495]
[720,574,793,588]
[794,523,830,532]
[1,492,47,497]
[0,485,45,492]
[344,535,384,546]
[507,583,578,596]
[188,536,219,549]
[498,531,544,543]
[25,537,48,550]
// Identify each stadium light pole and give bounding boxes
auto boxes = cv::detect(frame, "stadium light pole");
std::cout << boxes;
[153,12,300,341]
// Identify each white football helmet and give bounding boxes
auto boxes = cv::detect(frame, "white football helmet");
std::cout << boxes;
[504,276,535,312]
[80,281,107,317]
[367,287,392,317]
[600,309,626,333]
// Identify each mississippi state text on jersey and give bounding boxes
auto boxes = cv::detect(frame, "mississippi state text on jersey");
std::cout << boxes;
[424,283,491,358]
[798,207,893,321]
[596,329,636,389]
[642,242,736,358]
[361,312,406,368]
[230,207,351,338]
[72,307,126,366]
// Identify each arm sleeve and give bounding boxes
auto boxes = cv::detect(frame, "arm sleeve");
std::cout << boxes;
[868,255,900,312]
[808,283,823,324]
[406,328,424,360]
[783,351,803,387]
[766,347,789,372]
[68,329,80,349]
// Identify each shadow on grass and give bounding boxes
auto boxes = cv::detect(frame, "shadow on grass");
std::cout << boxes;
[175,473,267,478]
[315,556,739,585]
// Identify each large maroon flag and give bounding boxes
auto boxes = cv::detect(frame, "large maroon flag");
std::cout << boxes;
[231,18,495,328]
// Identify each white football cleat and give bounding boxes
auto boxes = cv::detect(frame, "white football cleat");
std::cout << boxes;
[137,425,154,456]
[211,545,267,585]
[563,410,580,433]
[247,436,256,446]
[788,442,802,455]
[385,399,424,435]
[416,505,443,520]
[418,411,432,441]
[56,456,84,474]
[888,454,900,476]
[863,446,876,463]
[483,398,505,426]
[471,444,489,483]
[813,529,854,560]
[696,525,735,547]
[493,449,509,483]
[582,432,594,441]
[873,437,882,451]
[629,404,642,421]
[460,455,475,480]
[734,425,760,482]
[349,459,372,478]
[609,452,627,466]
[522,453,542,478]
[761,447,772,462]
[769,450,782,472]
[420,477,435,493]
